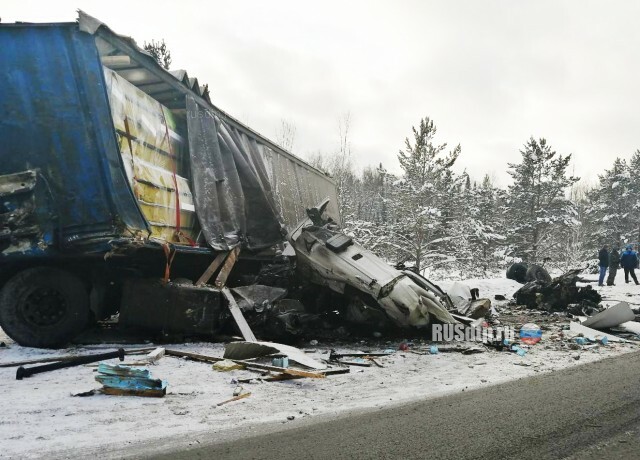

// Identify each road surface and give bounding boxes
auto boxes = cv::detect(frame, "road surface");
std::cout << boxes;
[150,351,640,460]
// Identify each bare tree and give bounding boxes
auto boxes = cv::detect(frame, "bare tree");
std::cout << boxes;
[275,119,297,152]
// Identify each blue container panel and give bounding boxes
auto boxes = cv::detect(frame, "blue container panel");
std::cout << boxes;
[0,24,147,252]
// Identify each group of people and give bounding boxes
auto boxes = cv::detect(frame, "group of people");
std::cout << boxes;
[598,244,639,286]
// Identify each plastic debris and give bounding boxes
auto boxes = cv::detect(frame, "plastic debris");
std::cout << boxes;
[520,323,542,344]
[272,356,289,368]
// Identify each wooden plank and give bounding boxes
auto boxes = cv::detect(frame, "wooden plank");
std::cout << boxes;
[146,347,165,363]
[216,392,251,406]
[195,252,228,287]
[221,287,257,342]
[102,386,166,398]
[337,360,372,367]
[329,352,392,359]
[214,246,241,289]
[165,349,223,363]
[164,349,325,379]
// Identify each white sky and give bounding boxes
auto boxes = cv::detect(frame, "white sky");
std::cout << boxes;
[3,0,640,186]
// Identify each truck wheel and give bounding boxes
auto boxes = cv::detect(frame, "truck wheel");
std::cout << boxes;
[506,263,528,283]
[525,264,552,284]
[0,267,89,348]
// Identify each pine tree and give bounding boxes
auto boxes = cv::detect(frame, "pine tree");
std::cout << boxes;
[143,39,172,70]
[464,175,507,275]
[585,157,634,249]
[392,117,461,273]
[505,137,579,263]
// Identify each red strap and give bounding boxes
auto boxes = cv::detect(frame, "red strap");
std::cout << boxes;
[159,104,182,240]
[161,243,177,283]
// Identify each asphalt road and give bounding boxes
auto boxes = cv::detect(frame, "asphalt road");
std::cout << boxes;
[151,351,640,460]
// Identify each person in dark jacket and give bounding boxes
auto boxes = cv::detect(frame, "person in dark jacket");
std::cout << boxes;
[620,244,639,285]
[607,246,620,286]
[598,245,609,286]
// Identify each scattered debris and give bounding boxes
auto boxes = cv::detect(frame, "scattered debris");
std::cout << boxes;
[514,270,601,311]
[458,298,492,319]
[569,322,626,343]
[223,341,326,370]
[96,363,167,397]
[165,349,329,379]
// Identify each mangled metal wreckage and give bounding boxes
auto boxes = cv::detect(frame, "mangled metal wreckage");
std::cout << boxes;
[0,12,455,348]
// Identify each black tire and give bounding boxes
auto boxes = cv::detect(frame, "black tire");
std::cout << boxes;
[0,267,89,348]
[506,263,529,283]
[525,264,552,284]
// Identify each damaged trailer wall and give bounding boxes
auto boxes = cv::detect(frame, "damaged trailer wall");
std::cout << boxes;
[0,24,150,257]
[105,68,198,243]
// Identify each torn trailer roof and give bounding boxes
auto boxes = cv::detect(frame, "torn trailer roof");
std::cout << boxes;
[0,10,339,259]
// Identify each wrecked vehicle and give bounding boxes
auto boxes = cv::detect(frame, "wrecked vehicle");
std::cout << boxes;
[289,200,456,329]
[0,12,455,348]
[0,12,336,347]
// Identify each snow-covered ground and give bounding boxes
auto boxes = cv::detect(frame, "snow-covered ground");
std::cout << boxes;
[0,272,638,459]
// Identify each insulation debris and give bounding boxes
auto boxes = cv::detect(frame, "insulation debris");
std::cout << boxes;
[95,363,167,397]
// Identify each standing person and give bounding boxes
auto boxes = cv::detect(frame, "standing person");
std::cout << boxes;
[607,246,620,286]
[598,245,609,286]
[620,244,639,285]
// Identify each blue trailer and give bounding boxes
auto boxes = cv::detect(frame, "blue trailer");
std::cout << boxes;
[0,12,339,347]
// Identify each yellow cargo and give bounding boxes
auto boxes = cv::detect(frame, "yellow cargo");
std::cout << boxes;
[104,67,197,243]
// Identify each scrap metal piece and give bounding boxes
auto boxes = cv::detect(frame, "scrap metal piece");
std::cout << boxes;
[582,302,634,329]
[16,348,125,380]
[230,285,287,311]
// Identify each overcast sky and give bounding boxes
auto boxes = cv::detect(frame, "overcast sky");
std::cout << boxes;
[4,0,640,186]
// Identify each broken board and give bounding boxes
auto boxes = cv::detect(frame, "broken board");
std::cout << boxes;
[224,341,327,370]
